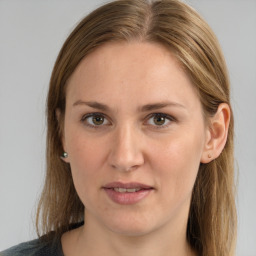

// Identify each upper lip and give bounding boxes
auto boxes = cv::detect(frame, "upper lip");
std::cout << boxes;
[103,182,153,189]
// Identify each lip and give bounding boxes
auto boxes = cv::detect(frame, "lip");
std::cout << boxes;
[103,182,153,190]
[102,182,154,205]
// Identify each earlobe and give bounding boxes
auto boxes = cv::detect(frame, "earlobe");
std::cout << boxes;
[201,103,230,163]
[56,108,61,122]
[60,152,69,163]
[56,109,69,163]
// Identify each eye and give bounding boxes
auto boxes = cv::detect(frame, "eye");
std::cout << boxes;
[146,113,175,128]
[81,113,110,128]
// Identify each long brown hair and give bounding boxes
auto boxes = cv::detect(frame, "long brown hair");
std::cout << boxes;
[36,0,237,255]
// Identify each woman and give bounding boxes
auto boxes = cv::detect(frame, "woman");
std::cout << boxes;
[1,0,237,255]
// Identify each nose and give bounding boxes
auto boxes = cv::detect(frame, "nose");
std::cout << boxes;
[108,124,144,172]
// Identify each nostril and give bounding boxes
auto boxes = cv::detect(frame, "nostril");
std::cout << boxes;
[111,164,139,172]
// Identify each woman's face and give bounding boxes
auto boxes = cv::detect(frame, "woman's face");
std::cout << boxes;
[63,42,209,236]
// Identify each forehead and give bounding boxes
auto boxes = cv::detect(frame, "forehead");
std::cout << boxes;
[66,41,200,111]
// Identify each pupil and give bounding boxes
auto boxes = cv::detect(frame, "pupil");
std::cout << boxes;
[93,116,104,125]
[154,116,165,125]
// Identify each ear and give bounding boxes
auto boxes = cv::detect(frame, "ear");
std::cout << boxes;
[56,109,69,163]
[201,103,230,163]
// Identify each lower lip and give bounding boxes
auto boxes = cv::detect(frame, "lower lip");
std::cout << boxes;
[103,188,153,205]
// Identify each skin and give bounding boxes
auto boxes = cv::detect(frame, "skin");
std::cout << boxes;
[60,41,230,256]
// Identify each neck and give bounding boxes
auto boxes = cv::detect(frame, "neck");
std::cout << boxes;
[63,212,196,256]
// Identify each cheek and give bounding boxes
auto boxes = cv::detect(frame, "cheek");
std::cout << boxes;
[151,130,203,200]
[65,131,108,198]
[66,124,107,169]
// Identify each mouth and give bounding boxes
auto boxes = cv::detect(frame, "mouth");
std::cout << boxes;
[102,182,154,205]
[112,187,143,193]
[103,182,154,191]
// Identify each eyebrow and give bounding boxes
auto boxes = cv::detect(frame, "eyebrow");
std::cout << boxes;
[73,100,110,111]
[139,102,186,112]
[72,100,186,112]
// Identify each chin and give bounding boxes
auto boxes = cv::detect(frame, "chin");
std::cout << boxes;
[103,214,160,237]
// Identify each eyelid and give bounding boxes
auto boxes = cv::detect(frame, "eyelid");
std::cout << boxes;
[144,113,176,128]
[80,112,176,129]
[81,112,111,128]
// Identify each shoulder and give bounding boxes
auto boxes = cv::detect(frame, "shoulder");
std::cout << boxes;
[0,236,63,256]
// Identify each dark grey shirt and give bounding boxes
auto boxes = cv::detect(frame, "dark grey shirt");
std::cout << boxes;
[0,236,64,256]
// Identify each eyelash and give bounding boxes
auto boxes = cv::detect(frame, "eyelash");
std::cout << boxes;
[80,112,176,129]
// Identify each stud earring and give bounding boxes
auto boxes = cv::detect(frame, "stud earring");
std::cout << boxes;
[61,152,68,158]
[208,153,212,158]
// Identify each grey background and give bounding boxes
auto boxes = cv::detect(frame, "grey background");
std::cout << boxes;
[0,0,255,255]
